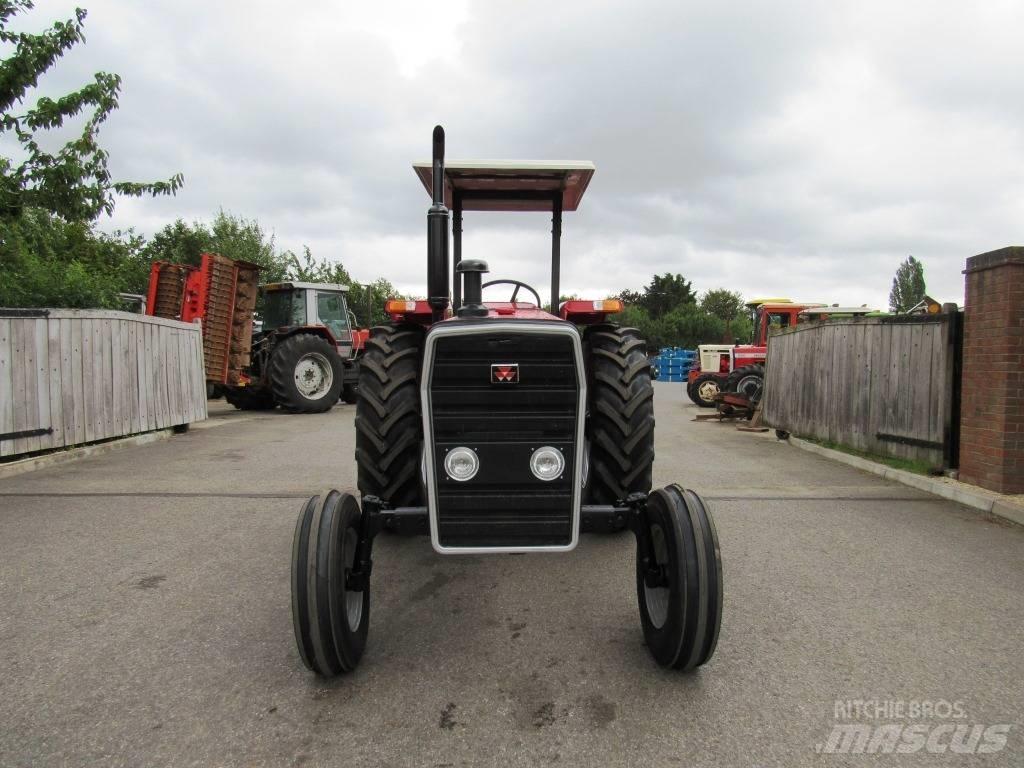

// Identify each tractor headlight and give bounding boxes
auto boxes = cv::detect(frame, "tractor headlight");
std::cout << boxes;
[530,446,565,481]
[444,447,479,482]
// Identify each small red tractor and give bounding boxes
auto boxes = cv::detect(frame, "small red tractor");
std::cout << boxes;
[686,298,811,408]
[686,300,881,410]
[147,255,367,412]
[290,126,724,676]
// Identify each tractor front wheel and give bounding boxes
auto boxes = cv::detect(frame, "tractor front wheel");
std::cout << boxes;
[270,334,344,413]
[689,373,721,408]
[291,490,370,676]
[636,485,722,670]
[585,325,655,506]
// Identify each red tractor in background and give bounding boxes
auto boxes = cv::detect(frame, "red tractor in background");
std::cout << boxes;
[686,299,881,409]
[686,299,813,408]
[289,126,724,678]
[147,254,368,412]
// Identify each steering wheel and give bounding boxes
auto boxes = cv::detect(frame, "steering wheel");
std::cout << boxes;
[481,279,543,307]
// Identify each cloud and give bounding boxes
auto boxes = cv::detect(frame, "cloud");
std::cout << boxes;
[7,0,1024,309]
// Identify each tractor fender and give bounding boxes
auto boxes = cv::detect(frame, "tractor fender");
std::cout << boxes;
[276,324,338,347]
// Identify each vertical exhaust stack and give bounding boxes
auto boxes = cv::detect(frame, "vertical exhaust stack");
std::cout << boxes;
[426,125,450,322]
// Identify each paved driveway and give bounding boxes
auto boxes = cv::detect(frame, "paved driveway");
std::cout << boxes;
[1,383,1021,767]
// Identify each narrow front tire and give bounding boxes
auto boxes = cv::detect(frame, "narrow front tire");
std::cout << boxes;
[291,490,370,676]
[636,485,723,671]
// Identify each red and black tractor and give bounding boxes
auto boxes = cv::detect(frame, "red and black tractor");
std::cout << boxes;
[290,127,723,675]
[147,256,366,413]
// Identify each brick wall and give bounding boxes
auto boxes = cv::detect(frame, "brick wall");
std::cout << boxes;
[959,246,1024,494]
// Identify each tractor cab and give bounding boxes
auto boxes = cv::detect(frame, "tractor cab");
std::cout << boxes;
[745,299,818,345]
[261,282,355,358]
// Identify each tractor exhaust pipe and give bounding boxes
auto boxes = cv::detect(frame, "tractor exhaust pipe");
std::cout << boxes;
[426,125,450,322]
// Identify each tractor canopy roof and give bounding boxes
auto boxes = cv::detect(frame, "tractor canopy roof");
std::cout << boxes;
[412,160,596,212]
[799,306,879,316]
[750,301,828,312]
[744,297,793,309]
[262,281,349,293]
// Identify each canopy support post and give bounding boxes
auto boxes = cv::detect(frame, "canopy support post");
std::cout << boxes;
[452,191,463,312]
[550,191,562,313]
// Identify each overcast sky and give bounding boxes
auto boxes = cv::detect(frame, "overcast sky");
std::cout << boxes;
[11,1,1024,308]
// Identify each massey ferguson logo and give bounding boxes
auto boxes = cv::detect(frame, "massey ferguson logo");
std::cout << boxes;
[491,363,519,384]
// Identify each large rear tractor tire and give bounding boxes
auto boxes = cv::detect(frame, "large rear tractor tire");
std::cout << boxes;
[689,373,722,408]
[637,484,723,671]
[724,364,764,399]
[270,334,344,413]
[354,324,424,508]
[224,385,276,411]
[585,325,655,506]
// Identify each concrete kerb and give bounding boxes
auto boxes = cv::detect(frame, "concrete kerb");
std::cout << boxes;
[788,437,1024,527]
[0,429,176,480]
[0,412,268,480]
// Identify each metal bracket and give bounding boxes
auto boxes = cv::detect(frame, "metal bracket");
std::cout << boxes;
[0,427,52,442]
[346,495,383,592]
[624,492,666,587]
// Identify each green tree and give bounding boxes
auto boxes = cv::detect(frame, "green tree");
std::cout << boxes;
[140,219,209,266]
[700,288,748,342]
[889,255,926,313]
[616,288,643,307]
[660,304,725,349]
[141,211,290,283]
[0,1,181,221]
[638,273,696,319]
[0,206,146,307]
[699,288,744,323]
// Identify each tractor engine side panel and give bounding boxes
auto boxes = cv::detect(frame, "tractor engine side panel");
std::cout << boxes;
[421,322,586,553]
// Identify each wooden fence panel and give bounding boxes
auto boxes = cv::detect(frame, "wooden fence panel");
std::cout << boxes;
[0,310,207,458]
[763,315,960,467]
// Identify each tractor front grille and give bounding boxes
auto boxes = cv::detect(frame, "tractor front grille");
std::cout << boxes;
[424,323,583,551]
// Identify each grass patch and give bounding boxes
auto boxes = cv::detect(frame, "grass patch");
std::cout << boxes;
[802,437,938,476]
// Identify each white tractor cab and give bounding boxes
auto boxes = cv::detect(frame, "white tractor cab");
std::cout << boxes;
[261,282,359,362]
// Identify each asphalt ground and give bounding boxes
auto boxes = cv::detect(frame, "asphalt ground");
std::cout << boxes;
[1,382,1021,767]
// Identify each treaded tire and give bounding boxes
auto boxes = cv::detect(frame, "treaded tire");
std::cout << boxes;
[223,386,276,411]
[585,324,655,505]
[354,324,424,507]
[637,484,723,671]
[269,334,344,413]
[724,364,764,398]
[690,373,722,408]
[291,490,369,676]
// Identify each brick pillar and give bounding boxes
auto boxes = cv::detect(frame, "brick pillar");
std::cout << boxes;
[959,246,1024,493]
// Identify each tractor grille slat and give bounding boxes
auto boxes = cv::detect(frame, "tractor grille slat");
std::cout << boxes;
[428,328,580,549]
